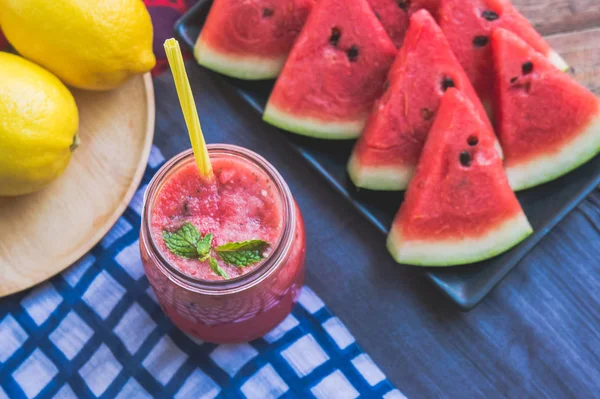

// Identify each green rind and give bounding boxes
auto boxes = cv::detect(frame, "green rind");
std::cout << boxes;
[507,113,600,191]
[509,147,600,191]
[346,142,503,192]
[194,38,284,80]
[548,50,570,73]
[346,151,411,191]
[263,102,363,140]
[386,213,533,267]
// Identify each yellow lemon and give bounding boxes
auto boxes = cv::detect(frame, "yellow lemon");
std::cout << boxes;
[0,0,156,91]
[0,52,79,196]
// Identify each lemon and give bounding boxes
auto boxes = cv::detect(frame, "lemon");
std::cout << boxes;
[0,52,79,196]
[0,0,156,91]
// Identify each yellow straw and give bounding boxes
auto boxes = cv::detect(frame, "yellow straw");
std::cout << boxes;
[163,38,213,180]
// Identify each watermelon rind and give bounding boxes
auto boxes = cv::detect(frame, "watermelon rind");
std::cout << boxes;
[387,212,533,266]
[507,113,600,191]
[263,102,364,139]
[194,38,285,80]
[548,50,570,72]
[347,135,504,192]
[347,151,413,191]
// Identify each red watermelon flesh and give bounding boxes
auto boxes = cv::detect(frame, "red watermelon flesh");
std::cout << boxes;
[366,0,439,48]
[492,29,600,191]
[195,0,314,79]
[263,0,397,139]
[437,0,568,113]
[387,88,532,266]
[348,10,491,191]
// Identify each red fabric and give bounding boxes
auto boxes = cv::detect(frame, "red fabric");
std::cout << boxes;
[144,0,199,75]
[145,0,189,14]
[0,29,8,50]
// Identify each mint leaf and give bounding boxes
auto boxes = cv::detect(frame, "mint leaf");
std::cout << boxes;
[216,240,268,252]
[209,256,229,279]
[162,225,267,273]
[218,250,264,267]
[197,233,213,261]
[215,240,268,267]
[162,223,201,259]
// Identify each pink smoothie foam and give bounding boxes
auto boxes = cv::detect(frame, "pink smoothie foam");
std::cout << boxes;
[151,156,284,280]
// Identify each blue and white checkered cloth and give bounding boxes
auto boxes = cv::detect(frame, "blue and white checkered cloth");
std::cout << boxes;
[0,146,403,399]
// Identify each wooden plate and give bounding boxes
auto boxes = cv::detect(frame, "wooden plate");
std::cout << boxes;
[0,73,155,297]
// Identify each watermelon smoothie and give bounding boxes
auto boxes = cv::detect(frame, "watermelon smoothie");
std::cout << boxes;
[140,145,306,343]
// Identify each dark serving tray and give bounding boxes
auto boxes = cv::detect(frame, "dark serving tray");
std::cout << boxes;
[174,0,600,310]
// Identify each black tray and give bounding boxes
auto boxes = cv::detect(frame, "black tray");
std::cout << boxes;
[174,0,600,310]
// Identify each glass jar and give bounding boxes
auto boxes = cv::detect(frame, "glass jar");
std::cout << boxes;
[140,145,306,343]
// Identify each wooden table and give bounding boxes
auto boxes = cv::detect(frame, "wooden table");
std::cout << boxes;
[153,2,600,396]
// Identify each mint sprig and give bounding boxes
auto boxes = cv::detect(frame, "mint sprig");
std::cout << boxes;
[162,223,269,279]
[197,233,213,261]
[209,256,229,279]
[216,240,268,267]
[162,223,202,259]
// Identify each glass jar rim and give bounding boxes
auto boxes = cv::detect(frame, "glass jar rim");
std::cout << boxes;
[140,144,296,295]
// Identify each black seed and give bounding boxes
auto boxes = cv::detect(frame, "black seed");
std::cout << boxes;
[472,35,489,47]
[383,80,390,91]
[467,135,478,146]
[421,108,434,120]
[459,151,472,167]
[481,10,499,21]
[521,61,533,75]
[329,27,341,46]
[262,8,274,17]
[442,77,455,91]
[347,46,359,62]
[374,11,381,20]
[397,0,410,11]
[568,66,576,74]
[510,76,518,84]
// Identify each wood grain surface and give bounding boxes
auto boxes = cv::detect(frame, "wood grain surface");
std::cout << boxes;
[516,0,600,35]
[150,3,599,395]
[0,74,154,297]
[546,28,600,94]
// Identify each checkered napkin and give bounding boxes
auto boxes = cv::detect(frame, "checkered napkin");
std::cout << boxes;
[0,145,402,399]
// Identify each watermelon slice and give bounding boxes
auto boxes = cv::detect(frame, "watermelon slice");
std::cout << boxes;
[194,0,314,80]
[437,0,569,113]
[492,29,600,191]
[263,0,397,139]
[366,0,440,48]
[347,10,491,191]
[387,89,532,266]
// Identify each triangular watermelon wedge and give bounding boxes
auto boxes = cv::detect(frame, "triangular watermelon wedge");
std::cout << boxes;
[387,89,532,266]
[347,10,491,191]
[437,0,569,113]
[492,29,600,191]
[195,0,314,80]
[263,0,397,139]
[366,0,440,48]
